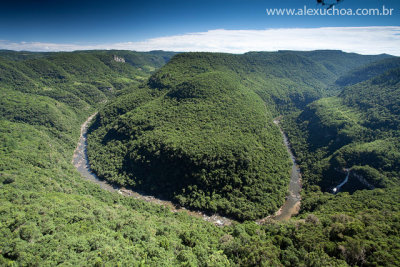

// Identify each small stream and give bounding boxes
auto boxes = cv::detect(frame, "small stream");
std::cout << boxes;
[332,169,350,194]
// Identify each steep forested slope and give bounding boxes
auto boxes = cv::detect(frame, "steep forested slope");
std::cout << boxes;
[275,57,400,267]
[2,51,236,266]
[1,50,399,266]
[87,51,388,221]
[335,57,400,87]
[231,51,388,113]
[293,50,390,77]
[284,58,400,192]
[87,53,292,221]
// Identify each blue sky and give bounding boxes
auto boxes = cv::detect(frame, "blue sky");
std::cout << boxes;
[0,0,399,54]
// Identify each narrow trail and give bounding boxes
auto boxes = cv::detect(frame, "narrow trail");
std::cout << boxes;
[73,113,302,226]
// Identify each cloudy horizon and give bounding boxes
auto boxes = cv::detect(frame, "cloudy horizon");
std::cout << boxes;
[1,26,399,56]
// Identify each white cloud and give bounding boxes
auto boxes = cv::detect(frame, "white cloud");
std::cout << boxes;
[1,26,400,55]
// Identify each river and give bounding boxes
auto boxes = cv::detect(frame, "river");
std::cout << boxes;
[73,113,302,225]
[257,118,302,223]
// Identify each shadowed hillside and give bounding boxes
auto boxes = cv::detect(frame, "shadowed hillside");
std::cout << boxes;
[87,51,390,220]
[284,58,400,192]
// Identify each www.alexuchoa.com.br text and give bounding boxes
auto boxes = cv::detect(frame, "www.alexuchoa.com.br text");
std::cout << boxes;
[266,5,394,16]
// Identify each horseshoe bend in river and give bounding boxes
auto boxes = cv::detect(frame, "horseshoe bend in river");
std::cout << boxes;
[72,113,302,226]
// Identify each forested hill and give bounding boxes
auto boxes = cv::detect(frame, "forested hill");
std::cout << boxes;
[88,52,293,221]
[287,50,391,77]
[221,51,388,113]
[2,50,400,266]
[0,50,176,97]
[335,57,400,87]
[87,51,389,221]
[0,50,176,187]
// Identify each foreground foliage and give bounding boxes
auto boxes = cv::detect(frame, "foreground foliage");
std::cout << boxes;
[1,50,399,266]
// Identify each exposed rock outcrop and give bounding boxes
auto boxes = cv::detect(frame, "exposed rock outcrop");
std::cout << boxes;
[113,55,125,63]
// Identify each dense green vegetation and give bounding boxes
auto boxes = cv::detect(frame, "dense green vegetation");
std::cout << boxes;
[284,58,400,191]
[280,57,400,265]
[1,50,399,266]
[87,53,294,221]
[335,57,400,87]
[87,51,388,221]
